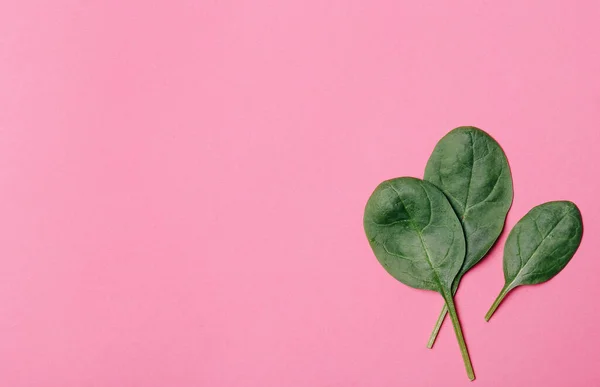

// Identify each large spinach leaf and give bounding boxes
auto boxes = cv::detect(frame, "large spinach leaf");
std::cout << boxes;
[364,177,475,380]
[485,201,583,321]
[424,126,513,347]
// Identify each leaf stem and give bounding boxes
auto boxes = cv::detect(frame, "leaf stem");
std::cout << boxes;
[426,304,448,349]
[485,284,510,321]
[441,290,475,381]
[428,281,462,348]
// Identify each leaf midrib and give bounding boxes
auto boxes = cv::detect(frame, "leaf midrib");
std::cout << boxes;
[462,132,475,214]
[506,210,573,289]
[387,182,447,292]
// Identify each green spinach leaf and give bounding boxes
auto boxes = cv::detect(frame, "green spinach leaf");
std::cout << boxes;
[424,126,513,347]
[485,201,583,321]
[364,177,475,380]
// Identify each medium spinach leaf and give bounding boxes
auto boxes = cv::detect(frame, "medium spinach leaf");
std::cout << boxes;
[364,177,475,380]
[424,126,513,347]
[485,201,583,321]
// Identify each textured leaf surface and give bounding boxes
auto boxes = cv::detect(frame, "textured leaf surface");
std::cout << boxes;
[363,177,474,380]
[503,201,582,287]
[485,201,583,321]
[424,127,513,348]
[425,126,513,284]
[363,177,465,292]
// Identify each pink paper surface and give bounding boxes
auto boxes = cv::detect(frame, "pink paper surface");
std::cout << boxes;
[1,1,599,386]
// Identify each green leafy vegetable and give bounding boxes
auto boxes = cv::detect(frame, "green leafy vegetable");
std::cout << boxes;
[485,201,583,321]
[363,177,475,380]
[424,126,513,347]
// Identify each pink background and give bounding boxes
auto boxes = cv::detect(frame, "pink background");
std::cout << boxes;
[1,1,599,386]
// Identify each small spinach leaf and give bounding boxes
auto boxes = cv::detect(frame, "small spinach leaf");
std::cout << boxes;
[364,177,475,380]
[424,126,513,347]
[485,201,583,321]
